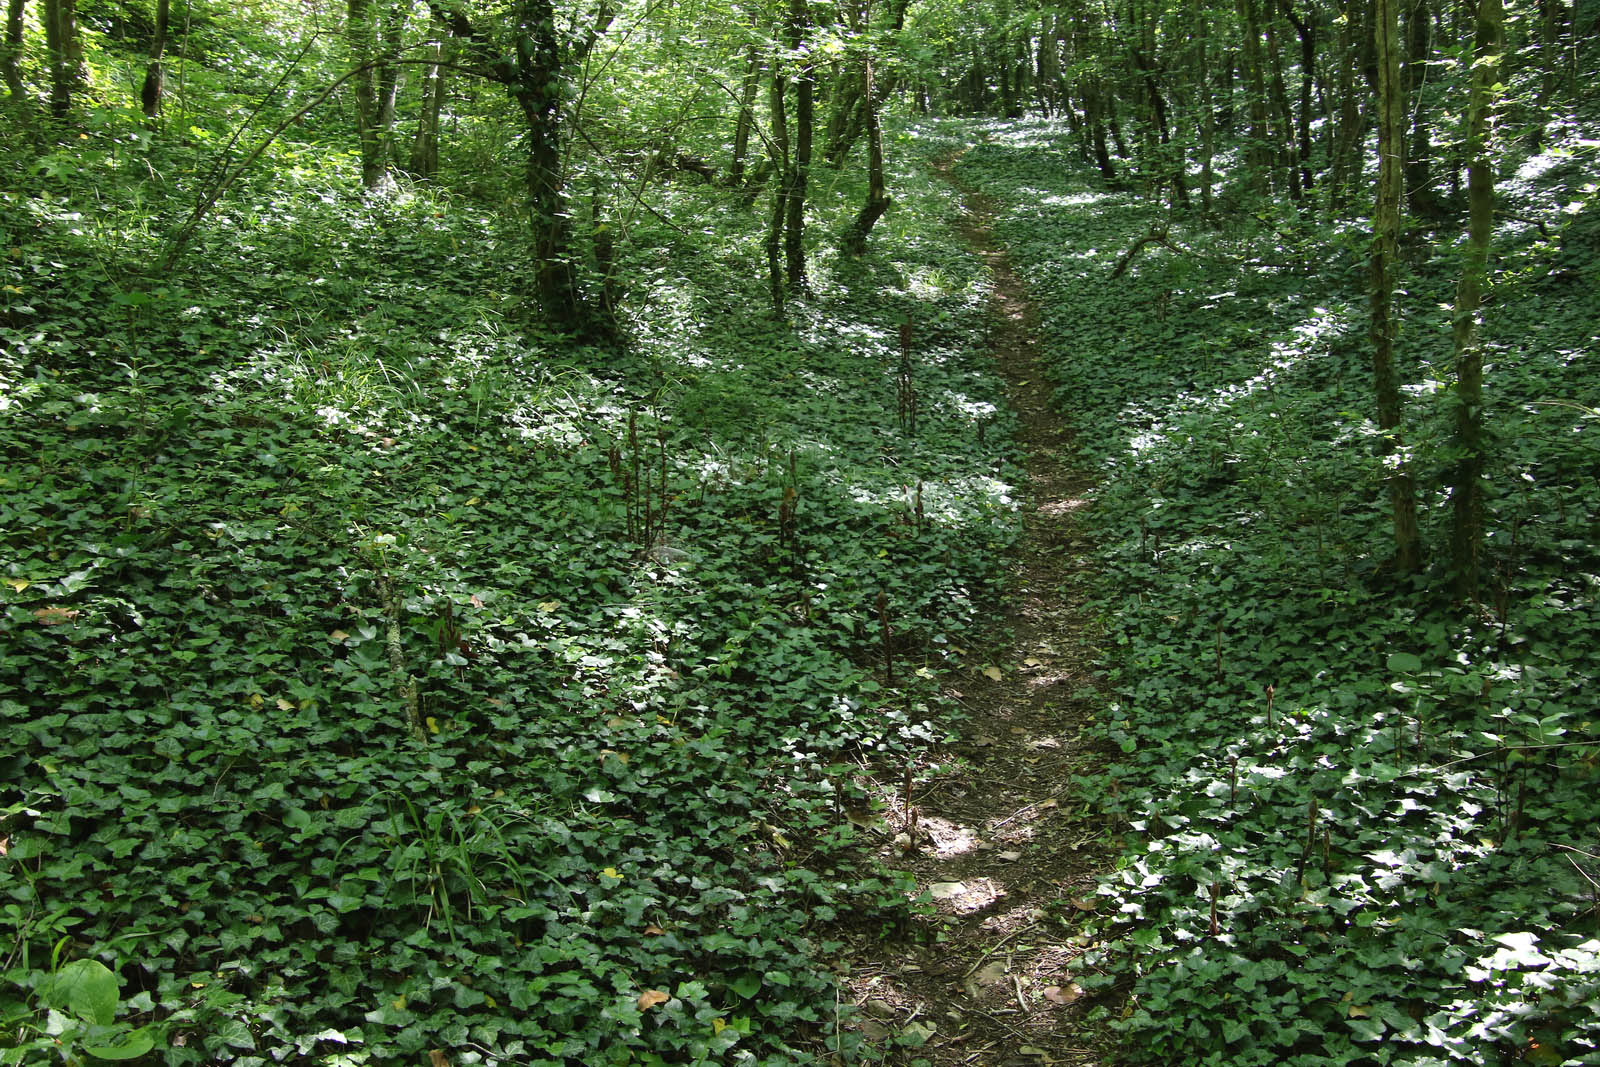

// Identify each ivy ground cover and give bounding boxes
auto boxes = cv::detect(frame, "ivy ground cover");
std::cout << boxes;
[1,126,1019,1065]
[953,119,1600,1065]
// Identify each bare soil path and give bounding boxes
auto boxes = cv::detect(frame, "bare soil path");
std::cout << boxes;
[834,162,1118,1065]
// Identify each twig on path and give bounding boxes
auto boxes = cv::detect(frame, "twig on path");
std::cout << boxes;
[990,796,1062,830]
[962,922,1041,979]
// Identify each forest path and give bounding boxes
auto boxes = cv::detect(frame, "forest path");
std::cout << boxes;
[835,157,1116,1066]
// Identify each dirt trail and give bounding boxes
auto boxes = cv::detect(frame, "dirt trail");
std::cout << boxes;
[836,165,1116,1066]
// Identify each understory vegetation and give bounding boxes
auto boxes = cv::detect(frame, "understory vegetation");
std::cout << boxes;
[2,109,1021,1067]
[953,118,1600,1064]
[4,0,1600,1062]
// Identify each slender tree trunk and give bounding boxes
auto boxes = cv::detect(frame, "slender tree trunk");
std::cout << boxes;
[1264,4,1303,200]
[1236,0,1274,191]
[347,0,385,188]
[1083,80,1117,179]
[1107,93,1130,156]
[1194,0,1215,212]
[784,0,812,294]
[1403,0,1437,213]
[1036,12,1057,114]
[1280,0,1316,189]
[3,0,25,106]
[1535,0,1567,101]
[140,0,170,118]
[824,67,867,164]
[729,45,761,184]
[767,59,790,314]
[1371,0,1422,574]
[1328,3,1366,212]
[43,0,81,117]
[843,2,890,255]
[1134,47,1188,207]
[1449,0,1501,597]
[409,35,448,178]
[374,2,406,166]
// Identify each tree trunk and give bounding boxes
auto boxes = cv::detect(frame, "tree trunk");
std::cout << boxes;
[1236,0,1273,191]
[43,0,81,118]
[3,0,25,106]
[729,45,761,184]
[1535,0,1567,102]
[347,0,386,188]
[1083,80,1117,180]
[1449,0,1501,597]
[784,0,812,294]
[1403,0,1437,214]
[767,59,790,314]
[408,34,447,178]
[1194,0,1215,212]
[1327,4,1366,212]
[1280,0,1316,190]
[843,4,890,255]
[511,0,578,324]
[1264,3,1303,200]
[823,66,866,165]
[374,1,406,165]
[140,0,170,118]
[1035,12,1057,115]
[1371,0,1422,574]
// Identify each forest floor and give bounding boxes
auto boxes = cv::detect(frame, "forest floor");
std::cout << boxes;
[834,157,1119,1066]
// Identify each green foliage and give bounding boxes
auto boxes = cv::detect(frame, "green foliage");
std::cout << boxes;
[954,119,1600,1065]
[0,85,1019,1065]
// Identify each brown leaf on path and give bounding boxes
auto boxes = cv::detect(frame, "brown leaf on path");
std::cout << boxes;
[1042,983,1083,1005]
[34,606,80,626]
[638,989,670,1010]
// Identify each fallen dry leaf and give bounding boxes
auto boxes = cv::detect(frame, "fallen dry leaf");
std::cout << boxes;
[982,666,1003,681]
[1042,983,1083,1005]
[637,989,670,1010]
[34,606,80,626]
[328,629,349,643]
[428,1050,449,1067]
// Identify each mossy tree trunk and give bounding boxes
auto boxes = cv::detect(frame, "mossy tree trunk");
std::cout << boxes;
[728,45,761,184]
[1371,0,1422,574]
[1449,0,1502,597]
[843,0,890,254]
[783,0,813,294]
[140,0,170,118]
[3,0,26,107]
[43,0,83,118]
